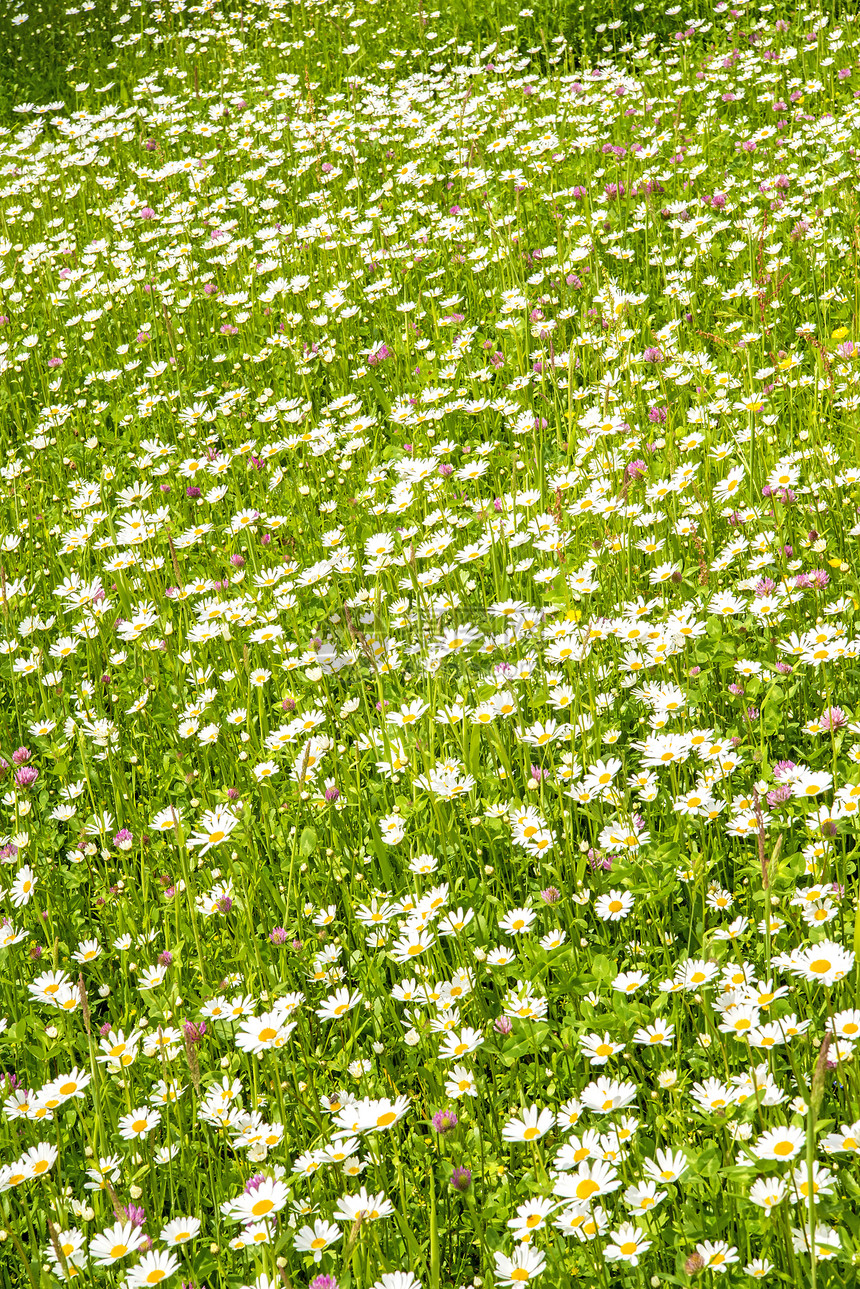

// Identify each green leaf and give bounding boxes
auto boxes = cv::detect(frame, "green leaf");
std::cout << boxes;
[299,826,318,858]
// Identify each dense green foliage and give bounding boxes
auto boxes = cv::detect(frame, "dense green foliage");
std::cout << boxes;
[2,0,860,1287]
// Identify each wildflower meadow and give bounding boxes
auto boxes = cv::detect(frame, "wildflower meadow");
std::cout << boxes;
[2,0,860,1284]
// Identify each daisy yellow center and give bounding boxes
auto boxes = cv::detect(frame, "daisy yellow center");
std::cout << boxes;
[809,959,831,974]
[252,1199,275,1216]
[111,1245,128,1258]
[377,1111,396,1127]
[620,1241,638,1255]
[773,1141,794,1157]
[575,1179,599,1200]
[258,1027,277,1042]
[523,1126,540,1140]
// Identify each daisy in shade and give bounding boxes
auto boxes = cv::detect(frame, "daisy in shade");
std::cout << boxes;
[580,1033,625,1066]
[125,1249,180,1287]
[594,890,634,921]
[499,906,536,935]
[493,1242,546,1285]
[749,1176,786,1211]
[821,1121,860,1154]
[332,1188,394,1222]
[89,1221,147,1266]
[753,1124,805,1161]
[118,1106,161,1140]
[46,1068,91,1105]
[159,1216,201,1246]
[790,940,855,986]
[502,1105,555,1144]
[553,1160,621,1204]
[580,1077,637,1114]
[221,1177,289,1223]
[554,1203,609,1242]
[234,1012,296,1055]
[623,1180,667,1214]
[46,1228,86,1276]
[10,864,37,907]
[438,1027,484,1061]
[641,1148,688,1184]
[150,806,183,833]
[293,1219,341,1261]
[316,987,362,1021]
[355,1095,411,1133]
[507,1197,557,1241]
[186,804,238,855]
[633,1020,674,1047]
[19,1141,57,1177]
[604,1222,652,1266]
[695,1240,739,1273]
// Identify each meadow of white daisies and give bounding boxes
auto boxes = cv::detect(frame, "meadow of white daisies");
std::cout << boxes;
[3,0,860,1284]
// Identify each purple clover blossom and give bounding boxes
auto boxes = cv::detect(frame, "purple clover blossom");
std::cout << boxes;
[244,1174,267,1194]
[268,927,288,945]
[367,343,392,366]
[587,848,612,872]
[183,1021,206,1045]
[121,1205,146,1229]
[14,767,38,789]
[626,459,647,480]
[643,347,663,363]
[767,785,792,808]
[540,886,561,905]
[324,786,341,802]
[494,1016,513,1036]
[449,1166,472,1194]
[309,1277,339,1289]
[432,1109,458,1135]
[772,760,797,781]
[11,748,30,766]
[820,707,847,732]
